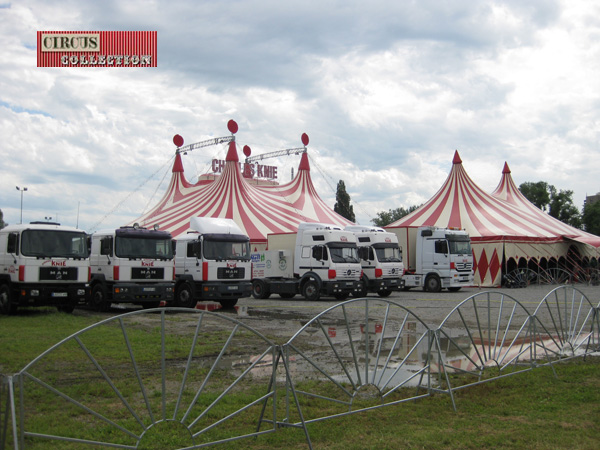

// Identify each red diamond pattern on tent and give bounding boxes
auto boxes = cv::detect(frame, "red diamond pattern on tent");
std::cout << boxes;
[476,248,490,285]
[488,248,501,285]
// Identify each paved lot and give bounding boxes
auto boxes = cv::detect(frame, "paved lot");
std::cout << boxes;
[231,284,600,337]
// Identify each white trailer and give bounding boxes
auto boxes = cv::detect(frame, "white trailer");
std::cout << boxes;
[251,222,363,301]
[0,222,89,314]
[345,225,404,297]
[389,226,474,292]
[89,224,175,311]
[174,217,251,309]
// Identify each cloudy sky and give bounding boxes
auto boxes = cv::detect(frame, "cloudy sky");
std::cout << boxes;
[1,0,599,232]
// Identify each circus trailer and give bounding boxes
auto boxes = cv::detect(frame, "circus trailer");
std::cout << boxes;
[0,222,89,315]
[345,225,405,297]
[251,222,363,301]
[398,226,474,292]
[88,225,175,311]
[173,217,251,309]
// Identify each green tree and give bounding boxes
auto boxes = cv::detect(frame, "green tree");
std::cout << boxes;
[519,181,581,228]
[334,180,355,222]
[0,209,6,229]
[372,205,421,227]
[519,181,551,210]
[582,200,600,236]
[548,187,581,228]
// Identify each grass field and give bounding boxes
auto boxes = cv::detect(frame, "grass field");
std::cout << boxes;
[2,307,600,449]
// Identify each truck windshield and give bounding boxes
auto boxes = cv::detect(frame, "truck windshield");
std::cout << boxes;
[328,244,359,263]
[448,239,472,255]
[203,239,250,261]
[21,230,88,259]
[115,236,173,259]
[373,244,402,262]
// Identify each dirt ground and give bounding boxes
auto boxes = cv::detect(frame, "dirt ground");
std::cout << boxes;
[74,283,600,344]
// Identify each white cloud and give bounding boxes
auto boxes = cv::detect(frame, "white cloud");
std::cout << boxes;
[1,0,599,231]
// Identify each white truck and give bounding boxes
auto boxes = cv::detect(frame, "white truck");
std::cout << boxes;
[251,222,363,301]
[393,226,474,292]
[89,224,175,311]
[174,217,252,309]
[345,225,404,297]
[0,222,89,314]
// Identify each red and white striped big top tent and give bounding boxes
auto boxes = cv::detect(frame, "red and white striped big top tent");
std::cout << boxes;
[386,151,600,286]
[129,132,354,250]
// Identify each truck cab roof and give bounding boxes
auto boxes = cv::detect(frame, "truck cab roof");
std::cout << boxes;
[1,223,86,233]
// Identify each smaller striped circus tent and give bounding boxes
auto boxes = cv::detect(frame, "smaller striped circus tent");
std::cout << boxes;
[386,151,600,286]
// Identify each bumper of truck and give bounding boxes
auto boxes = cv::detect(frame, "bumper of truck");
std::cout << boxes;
[324,280,362,295]
[200,281,252,299]
[16,283,87,306]
[112,283,174,302]
[369,277,404,291]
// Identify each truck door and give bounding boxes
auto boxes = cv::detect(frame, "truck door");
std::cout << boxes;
[432,239,449,273]
[184,239,202,279]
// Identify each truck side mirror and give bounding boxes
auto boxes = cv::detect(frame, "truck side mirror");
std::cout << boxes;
[312,245,321,261]
[435,240,449,255]
[193,241,202,258]
[368,247,375,261]
[7,233,19,255]
[100,237,113,257]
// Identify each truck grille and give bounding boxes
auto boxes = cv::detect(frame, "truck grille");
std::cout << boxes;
[383,267,402,277]
[338,268,361,280]
[39,267,78,281]
[131,267,165,280]
[455,262,473,271]
[217,267,246,279]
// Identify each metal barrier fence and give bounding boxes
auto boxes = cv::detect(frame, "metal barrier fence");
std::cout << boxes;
[1,285,599,449]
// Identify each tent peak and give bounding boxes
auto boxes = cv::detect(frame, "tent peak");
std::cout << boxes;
[298,151,310,171]
[452,150,462,164]
[502,162,511,174]
[172,152,184,173]
[225,140,238,162]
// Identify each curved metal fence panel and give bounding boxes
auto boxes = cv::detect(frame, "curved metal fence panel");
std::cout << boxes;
[8,308,280,449]
[532,286,600,360]
[282,299,433,431]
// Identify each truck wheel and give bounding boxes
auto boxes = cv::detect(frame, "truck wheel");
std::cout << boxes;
[0,284,17,315]
[424,275,441,293]
[252,280,271,299]
[175,282,197,308]
[219,299,238,308]
[91,284,111,312]
[377,289,392,298]
[302,280,320,301]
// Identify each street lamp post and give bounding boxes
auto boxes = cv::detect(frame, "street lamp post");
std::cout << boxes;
[16,186,28,224]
